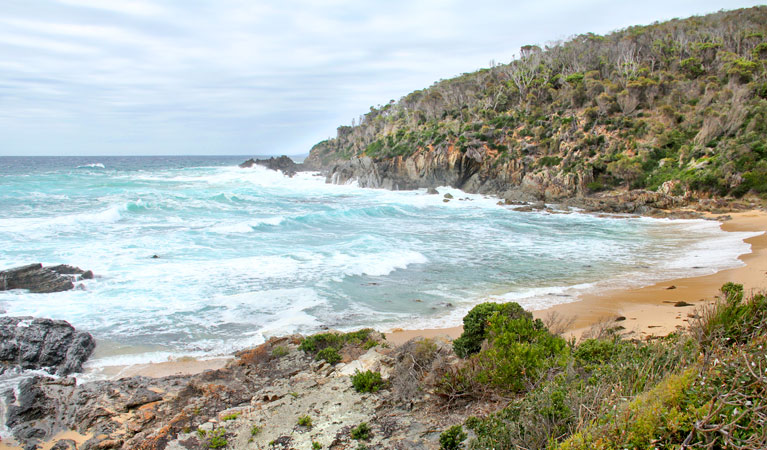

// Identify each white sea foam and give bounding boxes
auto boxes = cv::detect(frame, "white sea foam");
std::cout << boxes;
[325,250,428,278]
[77,163,105,169]
[207,216,285,234]
[0,203,125,236]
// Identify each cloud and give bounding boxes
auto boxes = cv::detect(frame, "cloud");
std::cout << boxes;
[0,0,763,155]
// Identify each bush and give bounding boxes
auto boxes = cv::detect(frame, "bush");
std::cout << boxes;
[351,370,384,393]
[207,428,228,449]
[440,309,569,400]
[453,302,532,358]
[475,314,569,392]
[316,347,341,365]
[299,333,343,353]
[350,422,371,441]
[271,345,289,357]
[299,329,376,361]
[297,415,312,428]
[439,425,467,450]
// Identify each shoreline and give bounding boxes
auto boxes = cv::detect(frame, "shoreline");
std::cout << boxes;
[57,210,767,379]
[386,209,767,345]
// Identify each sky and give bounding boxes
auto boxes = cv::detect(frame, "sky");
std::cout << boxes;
[1,0,764,156]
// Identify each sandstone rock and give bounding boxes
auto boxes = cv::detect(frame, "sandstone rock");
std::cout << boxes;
[0,317,95,375]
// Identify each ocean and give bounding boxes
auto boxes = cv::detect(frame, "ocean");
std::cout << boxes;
[0,155,757,373]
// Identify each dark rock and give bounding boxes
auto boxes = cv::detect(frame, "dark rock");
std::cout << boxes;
[666,285,677,290]
[0,317,95,375]
[0,264,95,294]
[151,255,159,259]
[50,440,78,450]
[674,301,694,307]
[122,387,162,411]
[426,187,438,195]
[443,193,453,199]
[240,156,303,177]
[615,316,627,322]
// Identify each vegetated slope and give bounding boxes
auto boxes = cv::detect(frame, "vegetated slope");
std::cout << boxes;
[305,7,767,203]
[442,283,767,450]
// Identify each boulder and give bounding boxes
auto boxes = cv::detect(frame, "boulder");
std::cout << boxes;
[0,263,94,294]
[240,156,303,177]
[0,317,95,375]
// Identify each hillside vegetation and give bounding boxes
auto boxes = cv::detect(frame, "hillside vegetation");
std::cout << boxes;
[439,284,767,449]
[306,7,767,201]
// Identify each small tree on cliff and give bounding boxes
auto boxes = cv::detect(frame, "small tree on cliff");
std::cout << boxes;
[607,157,643,189]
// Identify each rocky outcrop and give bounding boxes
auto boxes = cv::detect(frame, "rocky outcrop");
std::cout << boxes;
[0,317,95,376]
[0,263,94,294]
[239,156,303,177]
[2,334,470,450]
[320,147,687,214]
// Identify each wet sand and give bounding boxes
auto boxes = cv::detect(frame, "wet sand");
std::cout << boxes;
[386,210,767,345]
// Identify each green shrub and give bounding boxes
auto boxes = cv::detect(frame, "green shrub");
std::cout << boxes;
[439,425,467,450]
[350,422,371,441]
[476,314,569,392]
[440,310,569,399]
[316,347,341,365]
[680,57,704,78]
[221,412,240,421]
[207,428,228,449]
[573,338,622,364]
[538,156,562,167]
[453,302,532,358]
[351,369,384,393]
[271,345,289,357]
[299,329,376,359]
[297,415,312,428]
[312,442,322,449]
[250,425,261,436]
[299,333,343,353]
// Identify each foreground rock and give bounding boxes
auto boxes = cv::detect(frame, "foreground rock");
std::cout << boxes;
[239,156,303,177]
[0,317,96,376]
[2,333,474,450]
[0,263,94,294]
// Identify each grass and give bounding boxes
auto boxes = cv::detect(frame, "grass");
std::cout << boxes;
[221,412,240,421]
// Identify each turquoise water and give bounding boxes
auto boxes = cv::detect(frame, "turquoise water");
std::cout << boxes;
[0,156,756,369]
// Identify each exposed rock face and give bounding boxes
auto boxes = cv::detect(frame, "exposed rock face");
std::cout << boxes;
[239,156,303,177]
[0,263,94,294]
[320,146,686,213]
[3,335,470,450]
[0,317,95,376]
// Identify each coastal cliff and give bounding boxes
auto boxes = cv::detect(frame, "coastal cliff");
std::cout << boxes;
[305,7,767,209]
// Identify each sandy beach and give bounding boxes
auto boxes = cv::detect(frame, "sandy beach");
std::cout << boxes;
[386,210,767,345]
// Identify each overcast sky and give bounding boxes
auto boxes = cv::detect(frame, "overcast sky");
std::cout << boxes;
[1,0,764,156]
